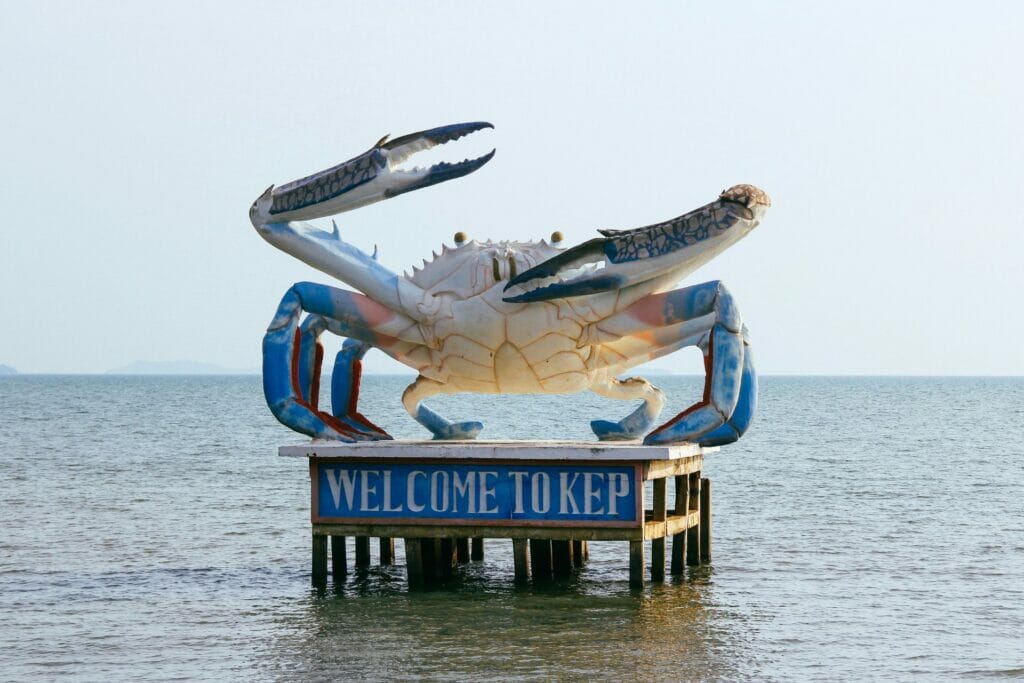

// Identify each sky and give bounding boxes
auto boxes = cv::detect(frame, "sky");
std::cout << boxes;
[1,1,1022,375]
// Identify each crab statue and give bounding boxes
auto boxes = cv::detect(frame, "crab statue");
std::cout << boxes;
[250,122,769,446]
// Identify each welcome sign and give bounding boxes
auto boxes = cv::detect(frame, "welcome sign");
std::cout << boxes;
[311,461,642,526]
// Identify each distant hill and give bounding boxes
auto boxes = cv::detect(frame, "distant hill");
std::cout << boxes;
[0,364,17,375]
[106,360,257,375]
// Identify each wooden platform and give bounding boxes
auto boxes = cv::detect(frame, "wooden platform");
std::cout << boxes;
[287,440,715,588]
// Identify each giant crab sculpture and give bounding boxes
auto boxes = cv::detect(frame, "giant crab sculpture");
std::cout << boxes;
[250,122,769,446]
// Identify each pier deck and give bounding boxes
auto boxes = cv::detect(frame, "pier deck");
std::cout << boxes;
[282,440,715,588]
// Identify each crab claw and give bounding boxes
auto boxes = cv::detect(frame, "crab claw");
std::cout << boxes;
[502,185,770,303]
[250,121,495,224]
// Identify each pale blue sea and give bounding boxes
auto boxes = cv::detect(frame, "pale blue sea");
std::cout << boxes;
[1,376,1022,681]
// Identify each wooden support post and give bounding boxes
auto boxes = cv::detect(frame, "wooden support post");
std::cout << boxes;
[456,538,470,564]
[420,537,438,580]
[552,540,573,577]
[355,536,371,568]
[530,539,553,580]
[331,535,347,579]
[629,540,645,588]
[512,538,530,584]
[404,538,424,588]
[686,472,702,566]
[700,478,712,563]
[651,477,667,581]
[471,537,484,561]
[379,537,395,566]
[312,533,327,587]
[571,540,584,568]
[582,540,589,562]
[438,538,456,578]
[671,475,688,575]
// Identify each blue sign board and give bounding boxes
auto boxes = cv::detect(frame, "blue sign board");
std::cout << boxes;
[313,461,640,525]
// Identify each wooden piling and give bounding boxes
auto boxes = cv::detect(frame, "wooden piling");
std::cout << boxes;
[438,538,457,579]
[312,533,327,586]
[686,472,701,566]
[552,540,574,577]
[331,535,347,579]
[651,478,667,581]
[512,538,530,583]
[404,538,424,587]
[629,540,645,588]
[571,540,584,568]
[379,537,395,566]
[700,478,712,563]
[419,537,438,580]
[471,537,484,561]
[530,539,553,580]
[671,475,688,575]
[456,538,470,564]
[355,536,371,568]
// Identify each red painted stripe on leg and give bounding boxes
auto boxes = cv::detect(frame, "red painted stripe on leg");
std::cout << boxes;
[648,333,715,436]
[310,342,324,411]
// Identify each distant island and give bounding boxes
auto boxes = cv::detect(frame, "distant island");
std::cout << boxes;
[105,360,257,375]
[0,364,17,375]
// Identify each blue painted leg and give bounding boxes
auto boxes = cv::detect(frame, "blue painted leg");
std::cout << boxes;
[698,338,756,446]
[590,377,665,441]
[263,283,400,440]
[329,338,392,438]
[402,376,484,440]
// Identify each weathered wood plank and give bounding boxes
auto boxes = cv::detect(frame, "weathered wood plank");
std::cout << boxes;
[355,536,370,568]
[700,477,712,563]
[312,533,327,587]
[379,537,395,566]
[331,535,347,578]
[471,537,484,561]
[629,540,645,588]
[311,523,645,542]
[512,538,530,583]
[284,440,714,461]
[530,539,553,580]
[644,455,704,481]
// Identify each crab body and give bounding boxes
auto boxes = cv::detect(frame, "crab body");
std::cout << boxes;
[251,123,770,445]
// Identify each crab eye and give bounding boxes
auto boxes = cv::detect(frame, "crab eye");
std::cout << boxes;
[550,231,563,243]
[454,231,467,244]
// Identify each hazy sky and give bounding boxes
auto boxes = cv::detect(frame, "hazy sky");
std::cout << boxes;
[2,1,1022,374]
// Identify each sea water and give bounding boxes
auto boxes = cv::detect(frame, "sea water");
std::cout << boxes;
[1,376,1022,680]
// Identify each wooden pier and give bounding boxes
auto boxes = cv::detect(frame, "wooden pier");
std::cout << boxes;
[280,441,714,588]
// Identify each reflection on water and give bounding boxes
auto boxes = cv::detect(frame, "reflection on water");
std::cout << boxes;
[263,549,737,680]
[1,376,1023,679]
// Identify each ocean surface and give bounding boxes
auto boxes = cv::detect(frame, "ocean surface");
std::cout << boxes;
[1,375,1022,681]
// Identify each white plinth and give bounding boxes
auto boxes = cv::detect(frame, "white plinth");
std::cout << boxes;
[278,440,716,461]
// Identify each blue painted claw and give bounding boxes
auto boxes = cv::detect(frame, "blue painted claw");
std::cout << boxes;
[251,122,495,225]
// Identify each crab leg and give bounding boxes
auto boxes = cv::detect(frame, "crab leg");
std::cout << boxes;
[263,282,424,440]
[590,377,666,441]
[591,280,754,446]
[401,376,484,441]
